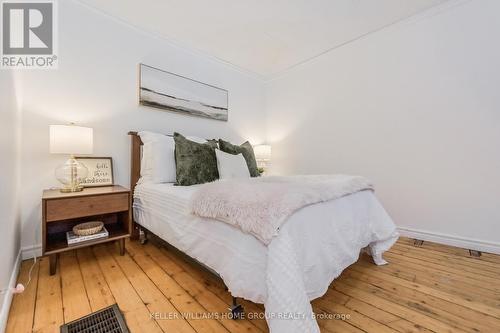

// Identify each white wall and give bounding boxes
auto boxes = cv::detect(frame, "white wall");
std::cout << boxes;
[18,0,266,253]
[266,0,500,249]
[0,70,22,328]
[16,0,500,255]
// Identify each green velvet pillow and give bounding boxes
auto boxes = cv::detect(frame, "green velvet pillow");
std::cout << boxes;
[218,139,259,177]
[174,133,219,186]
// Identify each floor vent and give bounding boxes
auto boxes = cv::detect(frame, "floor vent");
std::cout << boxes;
[469,249,482,257]
[60,304,129,333]
[413,239,424,247]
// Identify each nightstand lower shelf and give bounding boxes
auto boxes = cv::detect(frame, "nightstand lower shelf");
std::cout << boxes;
[45,223,129,255]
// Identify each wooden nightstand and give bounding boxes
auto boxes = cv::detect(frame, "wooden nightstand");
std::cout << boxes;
[42,185,131,275]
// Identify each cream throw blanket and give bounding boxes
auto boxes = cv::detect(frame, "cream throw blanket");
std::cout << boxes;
[190,175,374,245]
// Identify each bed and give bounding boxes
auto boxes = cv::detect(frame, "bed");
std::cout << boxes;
[128,132,399,333]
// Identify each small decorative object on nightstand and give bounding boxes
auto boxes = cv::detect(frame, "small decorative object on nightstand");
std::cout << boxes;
[76,157,114,187]
[72,221,104,236]
[254,144,272,175]
[42,185,131,275]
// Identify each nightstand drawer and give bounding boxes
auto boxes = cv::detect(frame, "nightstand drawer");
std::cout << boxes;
[45,193,129,222]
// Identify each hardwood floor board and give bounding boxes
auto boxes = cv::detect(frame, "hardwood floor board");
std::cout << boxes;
[340,271,499,333]
[391,244,500,277]
[318,289,351,306]
[92,245,163,333]
[385,319,434,333]
[398,238,500,265]
[7,238,500,333]
[331,293,397,324]
[138,243,262,333]
[125,241,230,333]
[349,260,500,317]
[6,259,39,333]
[310,289,366,333]
[323,289,434,333]
[384,252,500,293]
[316,314,366,333]
[104,244,197,333]
[332,280,466,333]
[76,247,116,311]
[32,256,64,333]
[59,251,92,323]
[314,297,399,333]
[345,266,500,330]
[386,249,500,283]
[393,242,500,270]
[154,242,269,332]
[356,255,500,304]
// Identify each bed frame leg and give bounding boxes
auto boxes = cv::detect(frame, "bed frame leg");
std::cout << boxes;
[131,222,140,240]
[139,228,148,245]
[230,297,244,320]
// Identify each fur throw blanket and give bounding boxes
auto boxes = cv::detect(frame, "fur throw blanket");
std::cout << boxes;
[190,175,373,245]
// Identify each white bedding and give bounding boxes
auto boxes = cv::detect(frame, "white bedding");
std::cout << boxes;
[133,182,398,332]
[191,175,374,245]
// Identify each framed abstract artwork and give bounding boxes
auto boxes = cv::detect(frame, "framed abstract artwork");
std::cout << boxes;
[139,63,228,121]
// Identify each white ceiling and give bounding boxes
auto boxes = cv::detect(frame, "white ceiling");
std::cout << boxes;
[79,0,446,78]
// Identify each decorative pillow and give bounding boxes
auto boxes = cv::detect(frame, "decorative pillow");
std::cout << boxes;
[138,131,176,183]
[174,132,219,186]
[218,139,259,177]
[215,149,251,180]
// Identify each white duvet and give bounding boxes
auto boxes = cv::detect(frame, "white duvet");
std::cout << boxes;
[133,182,398,333]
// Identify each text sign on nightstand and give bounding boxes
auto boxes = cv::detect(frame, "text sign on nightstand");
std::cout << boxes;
[76,157,114,187]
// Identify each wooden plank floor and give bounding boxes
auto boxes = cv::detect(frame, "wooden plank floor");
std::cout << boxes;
[6,237,500,333]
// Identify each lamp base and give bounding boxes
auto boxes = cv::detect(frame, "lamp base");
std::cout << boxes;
[60,185,84,193]
[55,156,89,193]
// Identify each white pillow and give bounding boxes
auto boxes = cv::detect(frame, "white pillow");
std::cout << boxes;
[215,149,250,180]
[138,131,176,183]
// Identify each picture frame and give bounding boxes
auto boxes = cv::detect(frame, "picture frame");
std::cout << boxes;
[138,63,229,121]
[75,157,114,187]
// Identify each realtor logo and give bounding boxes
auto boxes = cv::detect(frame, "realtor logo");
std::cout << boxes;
[1,0,57,68]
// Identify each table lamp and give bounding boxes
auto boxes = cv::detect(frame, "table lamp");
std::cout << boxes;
[50,124,93,192]
[253,144,272,175]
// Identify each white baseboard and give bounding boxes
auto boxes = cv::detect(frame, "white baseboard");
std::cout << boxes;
[397,227,500,255]
[21,244,42,260]
[0,249,22,333]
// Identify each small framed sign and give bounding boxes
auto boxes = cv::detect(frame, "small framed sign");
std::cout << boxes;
[76,157,114,187]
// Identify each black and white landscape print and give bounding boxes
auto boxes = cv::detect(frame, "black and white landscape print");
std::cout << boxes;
[139,64,228,121]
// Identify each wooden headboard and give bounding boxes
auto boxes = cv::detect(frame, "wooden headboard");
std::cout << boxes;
[128,131,141,238]
[128,131,143,195]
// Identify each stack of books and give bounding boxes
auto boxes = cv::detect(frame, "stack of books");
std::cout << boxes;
[67,227,109,245]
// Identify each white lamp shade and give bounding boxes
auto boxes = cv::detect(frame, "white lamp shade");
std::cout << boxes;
[50,125,93,154]
[254,144,271,161]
